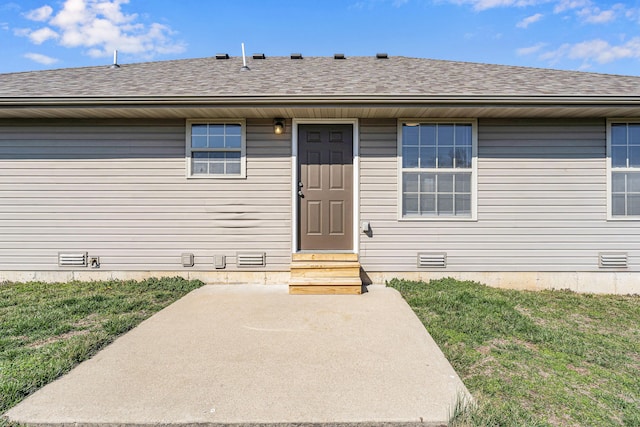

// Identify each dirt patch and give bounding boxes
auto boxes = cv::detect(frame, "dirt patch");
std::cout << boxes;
[73,313,101,329]
[28,330,91,349]
[477,345,491,355]
[567,364,589,375]
[490,337,538,352]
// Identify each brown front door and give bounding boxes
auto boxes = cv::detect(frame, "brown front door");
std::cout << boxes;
[298,124,353,251]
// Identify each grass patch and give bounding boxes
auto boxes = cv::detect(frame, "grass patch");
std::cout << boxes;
[0,277,203,416]
[388,278,640,427]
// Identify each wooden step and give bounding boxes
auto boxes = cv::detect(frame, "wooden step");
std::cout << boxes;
[289,277,363,287]
[292,253,358,262]
[290,262,361,278]
[289,285,362,295]
[289,253,362,295]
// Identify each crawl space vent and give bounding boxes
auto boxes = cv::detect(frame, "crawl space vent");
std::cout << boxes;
[58,252,88,267]
[599,252,628,268]
[236,252,266,268]
[417,252,447,268]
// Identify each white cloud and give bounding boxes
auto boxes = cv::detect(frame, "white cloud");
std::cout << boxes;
[1,22,9,31]
[539,44,569,64]
[553,0,590,13]
[0,3,20,12]
[540,38,640,65]
[576,4,623,24]
[24,52,58,65]
[625,8,640,23]
[449,0,546,11]
[571,38,640,63]
[444,0,627,23]
[25,5,53,21]
[17,0,185,59]
[517,13,543,28]
[13,28,31,37]
[28,27,58,44]
[516,42,547,55]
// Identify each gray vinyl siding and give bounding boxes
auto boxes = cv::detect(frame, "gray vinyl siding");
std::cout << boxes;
[4,117,640,274]
[0,119,291,271]
[359,118,640,272]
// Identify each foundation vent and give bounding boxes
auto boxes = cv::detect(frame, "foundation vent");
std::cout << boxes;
[599,252,628,268]
[237,252,266,268]
[417,252,447,268]
[58,252,88,267]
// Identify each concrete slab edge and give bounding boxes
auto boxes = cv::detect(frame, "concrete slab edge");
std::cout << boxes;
[1,422,447,427]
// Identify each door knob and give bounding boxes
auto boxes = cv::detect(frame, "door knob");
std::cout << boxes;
[298,190,304,197]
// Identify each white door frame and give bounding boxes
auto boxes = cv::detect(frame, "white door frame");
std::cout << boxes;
[291,118,359,253]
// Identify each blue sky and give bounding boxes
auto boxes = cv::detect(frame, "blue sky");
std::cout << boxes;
[1,0,640,75]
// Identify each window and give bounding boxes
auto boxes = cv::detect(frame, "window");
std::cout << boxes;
[399,120,477,219]
[609,121,640,218]
[186,120,246,178]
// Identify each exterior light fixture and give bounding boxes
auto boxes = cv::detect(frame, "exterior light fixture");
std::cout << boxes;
[273,119,285,135]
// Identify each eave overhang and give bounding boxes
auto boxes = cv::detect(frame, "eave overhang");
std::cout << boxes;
[1,94,640,119]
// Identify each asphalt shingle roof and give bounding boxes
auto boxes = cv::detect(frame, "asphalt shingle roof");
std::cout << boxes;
[2,56,640,98]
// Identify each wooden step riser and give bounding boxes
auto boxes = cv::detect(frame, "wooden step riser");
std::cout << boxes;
[290,267,361,279]
[290,261,361,269]
[290,285,362,295]
[289,278,363,286]
[292,253,358,262]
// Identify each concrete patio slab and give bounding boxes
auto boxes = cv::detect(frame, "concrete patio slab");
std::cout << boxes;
[4,285,471,426]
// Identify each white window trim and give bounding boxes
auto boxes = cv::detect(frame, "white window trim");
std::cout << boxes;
[397,118,478,221]
[606,118,640,221]
[185,119,247,179]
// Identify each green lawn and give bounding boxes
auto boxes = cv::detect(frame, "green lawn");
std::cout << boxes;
[0,277,203,417]
[388,278,640,427]
[2,277,638,426]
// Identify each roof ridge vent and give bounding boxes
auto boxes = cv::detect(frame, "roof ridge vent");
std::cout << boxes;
[215,53,229,60]
[334,53,346,60]
[253,53,266,59]
[376,53,388,59]
[291,53,303,60]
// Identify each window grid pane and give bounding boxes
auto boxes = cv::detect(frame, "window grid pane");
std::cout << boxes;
[402,172,472,217]
[610,121,640,217]
[189,123,243,177]
[402,122,474,218]
[191,123,243,149]
[612,171,640,216]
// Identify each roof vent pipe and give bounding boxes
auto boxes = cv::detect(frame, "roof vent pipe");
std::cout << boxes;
[376,53,388,59]
[241,42,250,71]
[109,50,120,68]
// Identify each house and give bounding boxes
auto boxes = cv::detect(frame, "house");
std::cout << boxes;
[0,54,639,295]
